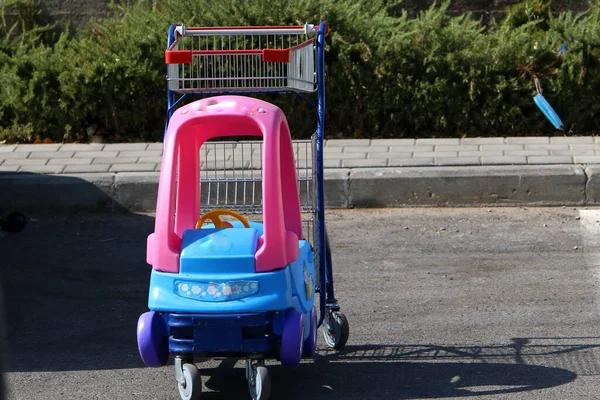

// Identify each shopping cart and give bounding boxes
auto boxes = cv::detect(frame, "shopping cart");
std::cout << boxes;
[137,21,348,400]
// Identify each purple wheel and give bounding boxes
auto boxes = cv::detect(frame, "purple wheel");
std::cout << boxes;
[302,307,317,358]
[137,311,169,367]
[280,310,304,366]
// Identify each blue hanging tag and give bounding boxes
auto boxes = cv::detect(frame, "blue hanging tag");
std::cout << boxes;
[557,42,568,56]
[533,77,564,130]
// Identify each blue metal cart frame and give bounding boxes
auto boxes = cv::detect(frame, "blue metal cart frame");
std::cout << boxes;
[163,21,343,332]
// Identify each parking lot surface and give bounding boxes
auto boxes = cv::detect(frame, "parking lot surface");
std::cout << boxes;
[2,208,600,399]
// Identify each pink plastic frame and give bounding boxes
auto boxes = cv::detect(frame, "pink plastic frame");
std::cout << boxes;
[147,96,303,273]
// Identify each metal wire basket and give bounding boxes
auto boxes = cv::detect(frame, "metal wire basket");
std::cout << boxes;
[199,139,315,242]
[166,24,318,93]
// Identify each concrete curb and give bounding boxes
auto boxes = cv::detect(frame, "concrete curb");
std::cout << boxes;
[1,165,597,212]
[347,165,587,207]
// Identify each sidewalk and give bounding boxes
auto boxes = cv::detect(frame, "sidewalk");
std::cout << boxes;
[2,137,600,211]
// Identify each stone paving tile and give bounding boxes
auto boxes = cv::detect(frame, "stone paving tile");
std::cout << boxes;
[147,143,164,150]
[574,156,600,164]
[247,157,263,168]
[231,149,258,157]
[371,139,415,146]
[110,163,157,172]
[138,157,163,164]
[390,145,434,152]
[505,150,550,156]
[551,137,594,144]
[416,138,459,145]
[434,145,479,152]
[204,151,235,162]
[523,144,569,150]
[221,159,251,169]
[459,150,504,157]
[29,151,75,159]
[212,163,259,172]
[344,146,388,153]
[14,144,61,152]
[551,150,596,156]
[324,152,365,160]
[505,137,550,144]
[0,145,16,152]
[413,151,458,158]
[480,144,524,151]
[325,139,370,147]
[92,157,139,165]
[342,159,388,168]
[0,152,29,160]
[103,143,149,150]
[460,137,504,144]
[388,158,435,167]
[295,159,312,169]
[119,150,163,158]
[48,158,93,165]
[292,153,313,162]
[18,165,65,173]
[435,157,481,166]
[0,166,19,172]
[64,164,111,173]
[60,143,105,151]
[324,160,341,168]
[369,152,411,160]
[60,144,105,151]
[211,143,237,149]
[571,144,600,150]
[3,158,47,166]
[481,156,527,165]
[527,156,573,164]
[74,151,119,158]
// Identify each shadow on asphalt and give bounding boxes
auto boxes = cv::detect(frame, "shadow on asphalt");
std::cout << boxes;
[0,211,153,372]
[0,171,132,213]
[0,173,153,373]
[192,342,581,399]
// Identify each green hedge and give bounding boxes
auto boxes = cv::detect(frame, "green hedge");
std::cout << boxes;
[1,0,600,142]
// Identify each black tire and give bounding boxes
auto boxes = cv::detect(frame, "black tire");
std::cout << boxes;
[323,311,349,350]
[249,364,271,400]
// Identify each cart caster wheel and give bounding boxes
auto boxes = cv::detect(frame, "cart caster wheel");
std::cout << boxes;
[248,363,271,400]
[323,311,349,350]
[280,310,304,366]
[302,307,317,358]
[178,363,201,400]
[137,311,169,367]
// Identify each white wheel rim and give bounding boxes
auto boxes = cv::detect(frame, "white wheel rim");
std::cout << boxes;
[255,370,262,398]
[324,316,338,347]
[179,369,192,399]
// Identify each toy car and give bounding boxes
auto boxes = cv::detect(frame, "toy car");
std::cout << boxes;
[137,22,348,400]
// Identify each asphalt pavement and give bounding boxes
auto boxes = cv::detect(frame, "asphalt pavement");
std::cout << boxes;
[3,208,600,399]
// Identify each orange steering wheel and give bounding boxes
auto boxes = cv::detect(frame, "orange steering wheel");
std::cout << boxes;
[195,209,251,229]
